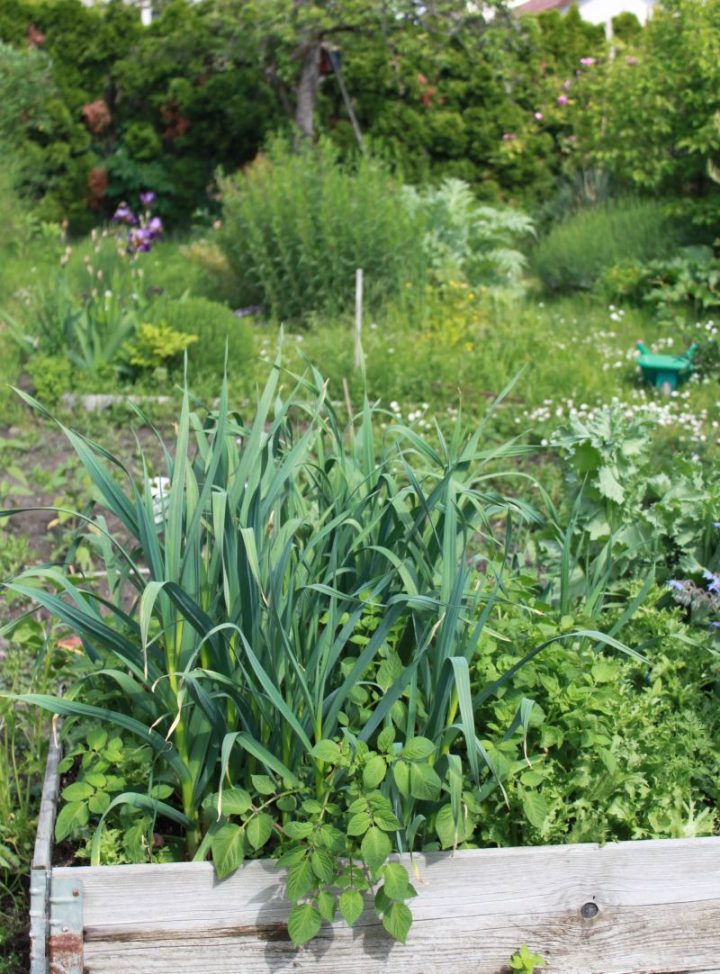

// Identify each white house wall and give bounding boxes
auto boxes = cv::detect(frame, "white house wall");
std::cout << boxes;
[576,0,656,24]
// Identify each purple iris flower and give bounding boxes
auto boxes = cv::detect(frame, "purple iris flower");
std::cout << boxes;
[140,191,156,207]
[667,580,685,591]
[148,216,163,237]
[126,227,153,253]
[112,204,137,225]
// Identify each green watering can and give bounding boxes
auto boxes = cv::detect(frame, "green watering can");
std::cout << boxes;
[636,340,698,395]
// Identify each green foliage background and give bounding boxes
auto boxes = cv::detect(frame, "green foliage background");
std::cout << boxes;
[6,0,713,229]
[1,0,719,229]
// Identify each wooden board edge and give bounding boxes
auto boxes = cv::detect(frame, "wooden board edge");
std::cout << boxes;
[32,720,62,871]
[51,833,720,886]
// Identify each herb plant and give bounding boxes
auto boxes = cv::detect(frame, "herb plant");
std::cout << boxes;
[217,138,425,320]
[509,945,545,973]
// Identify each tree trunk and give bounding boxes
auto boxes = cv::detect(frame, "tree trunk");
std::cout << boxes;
[294,42,320,140]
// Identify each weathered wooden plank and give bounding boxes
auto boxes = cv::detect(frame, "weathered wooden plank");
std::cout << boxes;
[30,724,62,974]
[51,838,720,974]
[56,839,720,932]
[81,903,720,974]
[32,724,62,871]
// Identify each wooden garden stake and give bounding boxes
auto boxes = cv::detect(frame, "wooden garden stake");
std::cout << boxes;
[354,268,363,371]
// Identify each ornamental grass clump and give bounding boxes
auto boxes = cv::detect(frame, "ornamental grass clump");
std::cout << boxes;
[533,199,683,293]
[1,358,635,946]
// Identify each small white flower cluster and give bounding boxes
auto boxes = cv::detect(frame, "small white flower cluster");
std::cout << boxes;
[608,304,626,323]
[387,400,431,428]
[520,393,713,445]
[549,324,629,370]
[258,335,273,363]
[696,319,718,338]
[408,403,430,425]
[257,332,305,365]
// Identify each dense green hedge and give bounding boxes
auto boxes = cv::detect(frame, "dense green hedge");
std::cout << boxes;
[0,0,282,228]
[0,0,607,228]
[2,0,719,229]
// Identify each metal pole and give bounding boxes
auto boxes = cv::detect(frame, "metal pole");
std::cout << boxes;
[327,48,365,153]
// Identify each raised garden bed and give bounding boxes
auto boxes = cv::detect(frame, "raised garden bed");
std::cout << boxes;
[32,734,720,974]
[16,368,720,974]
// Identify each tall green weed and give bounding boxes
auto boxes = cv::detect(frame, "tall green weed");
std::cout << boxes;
[0,618,62,973]
[217,139,425,320]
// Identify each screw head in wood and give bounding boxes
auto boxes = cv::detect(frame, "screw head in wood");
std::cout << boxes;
[581,901,599,919]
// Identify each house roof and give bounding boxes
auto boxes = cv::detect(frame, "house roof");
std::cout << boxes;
[513,0,571,14]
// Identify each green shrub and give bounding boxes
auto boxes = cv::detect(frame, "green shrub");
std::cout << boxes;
[340,7,606,210]
[154,296,254,376]
[122,322,198,372]
[217,138,425,321]
[0,0,611,229]
[602,246,720,323]
[0,39,96,231]
[533,199,682,292]
[564,0,720,225]
[25,354,73,406]
[0,0,277,229]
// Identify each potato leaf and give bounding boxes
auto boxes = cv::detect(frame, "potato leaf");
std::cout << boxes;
[288,903,322,947]
[211,823,245,878]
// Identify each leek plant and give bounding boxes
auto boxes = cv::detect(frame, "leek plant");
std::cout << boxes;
[1,358,637,943]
